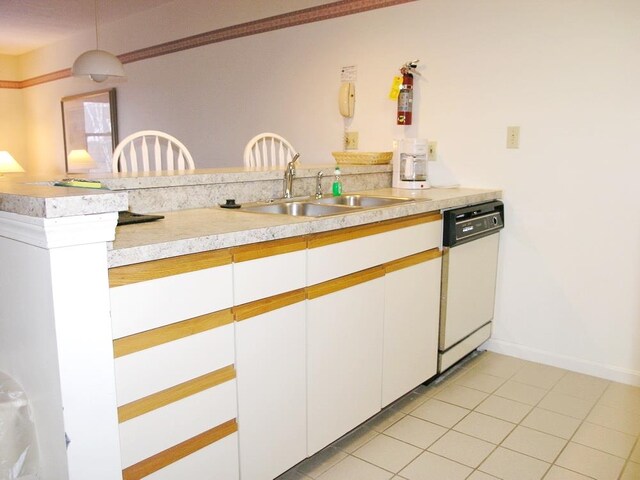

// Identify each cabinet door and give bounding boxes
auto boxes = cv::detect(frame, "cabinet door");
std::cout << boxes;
[307,273,384,455]
[235,298,307,480]
[382,251,442,406]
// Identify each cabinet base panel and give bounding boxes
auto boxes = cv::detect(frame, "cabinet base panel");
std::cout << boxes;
[438,323,491,373]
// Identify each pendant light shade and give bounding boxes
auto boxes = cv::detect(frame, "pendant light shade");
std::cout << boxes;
[72,0,125,82]
[72,50,124,82]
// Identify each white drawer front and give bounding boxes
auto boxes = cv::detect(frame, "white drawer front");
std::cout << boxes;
[233,250,306,305]
[308,221,441,285]
[119,380,237,468]
[115,324,234,405]
[145,433,239,480]
[110,264,233,338]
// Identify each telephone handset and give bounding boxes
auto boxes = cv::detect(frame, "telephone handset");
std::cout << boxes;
[339,82,355,118]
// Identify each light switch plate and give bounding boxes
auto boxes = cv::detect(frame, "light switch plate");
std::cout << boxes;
[428,141,438,161]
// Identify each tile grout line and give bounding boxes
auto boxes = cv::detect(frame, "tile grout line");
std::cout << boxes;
[471,358,544,478]
[499,366,567,480]
[618,435,640,480]
[460,354,586,479]
[544,374,615,480]
[281,353,639,480]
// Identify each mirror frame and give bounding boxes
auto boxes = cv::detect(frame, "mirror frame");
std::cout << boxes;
[61,88,118,173]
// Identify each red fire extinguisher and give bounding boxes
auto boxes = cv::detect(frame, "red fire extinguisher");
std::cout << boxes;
[397,60,419,125]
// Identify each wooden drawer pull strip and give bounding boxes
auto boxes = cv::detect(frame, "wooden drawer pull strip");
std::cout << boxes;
[109,249,232,287]
[234,289,306,322]
[113,309,234,358]
[306,265,385,300]
[384,248,442,274]
[232,236,307,263]
[308,212,442,249]
[122,418,237,480]
[118,365,236,423]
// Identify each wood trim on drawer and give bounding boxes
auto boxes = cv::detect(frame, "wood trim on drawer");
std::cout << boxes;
[384,248,442,274]
[306,266,385,300]
[233,289,306,322]
[118,365,236,423]
[113,309,234,357]
[122,418,237,480]
[108,249,232,287]
[307,212,442,249]
[231,236,307,263]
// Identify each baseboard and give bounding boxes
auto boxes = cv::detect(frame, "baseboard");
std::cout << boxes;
[483,338,640,387]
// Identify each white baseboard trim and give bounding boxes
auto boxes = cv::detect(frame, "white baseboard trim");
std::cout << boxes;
[483,338,640,387]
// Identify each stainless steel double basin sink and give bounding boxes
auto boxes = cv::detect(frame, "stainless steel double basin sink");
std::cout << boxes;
[239,195,414,218]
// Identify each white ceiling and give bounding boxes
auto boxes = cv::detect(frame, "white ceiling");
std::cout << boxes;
[0,0,178,55]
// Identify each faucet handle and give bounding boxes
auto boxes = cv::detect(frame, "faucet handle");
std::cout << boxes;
[315,170,324,199]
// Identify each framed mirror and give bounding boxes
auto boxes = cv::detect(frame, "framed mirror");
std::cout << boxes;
[61,88,118,173]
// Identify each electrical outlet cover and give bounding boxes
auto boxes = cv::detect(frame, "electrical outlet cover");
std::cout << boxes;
[345,132,359,150]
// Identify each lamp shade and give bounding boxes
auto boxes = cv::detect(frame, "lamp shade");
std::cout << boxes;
[0,151,25,173]
[72,49,125,82]
[67,149,97,171]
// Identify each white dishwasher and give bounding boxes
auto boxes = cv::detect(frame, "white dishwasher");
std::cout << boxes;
[438,200,504,372]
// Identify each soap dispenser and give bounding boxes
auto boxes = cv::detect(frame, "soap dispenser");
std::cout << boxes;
[332,166,343,196]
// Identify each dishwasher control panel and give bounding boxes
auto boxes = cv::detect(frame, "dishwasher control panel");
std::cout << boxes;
[443,200,504,247]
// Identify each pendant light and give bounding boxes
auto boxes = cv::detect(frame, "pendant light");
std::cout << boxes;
[72,0,125,82]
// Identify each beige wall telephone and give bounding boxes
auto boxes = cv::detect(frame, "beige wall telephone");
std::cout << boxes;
[339,82,355,117]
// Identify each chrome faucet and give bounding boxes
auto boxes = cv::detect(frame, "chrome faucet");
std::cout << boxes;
[283,153,299,198]
[315,171,324,199]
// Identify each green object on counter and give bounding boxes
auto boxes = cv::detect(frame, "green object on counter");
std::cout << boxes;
[332,166,342,196]
[54,178,106,189]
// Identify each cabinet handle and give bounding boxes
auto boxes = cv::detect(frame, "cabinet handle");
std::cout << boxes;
[384,248,441,274]
[307,266,385,300]
[122,418,237,480]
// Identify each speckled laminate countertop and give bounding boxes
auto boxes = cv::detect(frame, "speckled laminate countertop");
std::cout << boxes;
[0,167,501,268]
[108,187,502,268]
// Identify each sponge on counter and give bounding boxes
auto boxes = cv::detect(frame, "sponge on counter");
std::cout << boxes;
[54,178,105,189]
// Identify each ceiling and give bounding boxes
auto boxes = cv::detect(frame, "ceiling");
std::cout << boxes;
[0,0,177,55]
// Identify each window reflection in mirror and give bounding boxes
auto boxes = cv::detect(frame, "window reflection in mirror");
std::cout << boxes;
[61,89,118,173]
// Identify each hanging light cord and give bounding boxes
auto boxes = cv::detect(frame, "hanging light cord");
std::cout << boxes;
[94,0,100,49]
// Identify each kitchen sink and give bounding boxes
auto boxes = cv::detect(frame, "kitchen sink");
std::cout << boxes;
[239,195,414,218]
[315,194,413,208]
[241,201,355,217]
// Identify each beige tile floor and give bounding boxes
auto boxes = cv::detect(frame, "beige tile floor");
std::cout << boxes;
[276,351,640,480]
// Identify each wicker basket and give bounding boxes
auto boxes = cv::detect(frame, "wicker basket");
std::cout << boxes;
[331,151,393,165]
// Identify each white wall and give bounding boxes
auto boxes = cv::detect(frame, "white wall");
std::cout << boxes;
[0,55,27,169]
[8,0,640,383]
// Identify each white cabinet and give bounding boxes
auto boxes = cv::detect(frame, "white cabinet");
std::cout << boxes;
[307,215,441,285]
[109,251,239,480]
[232,237,306,305]
[306,213,442,456]
[307,269,385,455]
[235,297,307,480]
[109,250,233,338]
[382,250,442,406]
[233,240,308,480]
[145,433,239,480]
[108,212,444,479]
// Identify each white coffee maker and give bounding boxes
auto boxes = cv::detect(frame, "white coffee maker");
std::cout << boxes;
[392,138,430,189]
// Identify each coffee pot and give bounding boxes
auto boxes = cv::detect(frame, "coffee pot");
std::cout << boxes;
[392,138,430,189]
